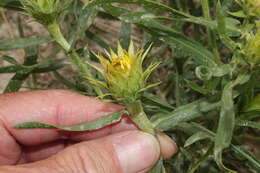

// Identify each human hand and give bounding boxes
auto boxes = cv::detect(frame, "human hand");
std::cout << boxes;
[0,90,177,173]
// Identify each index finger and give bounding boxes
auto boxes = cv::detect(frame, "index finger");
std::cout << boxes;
[0,90,135,146]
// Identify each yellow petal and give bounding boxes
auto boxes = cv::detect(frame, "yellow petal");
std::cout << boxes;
[117,41,124,57]
[86,61,104,76]
[94,53,110,68]
[86,77,108,89]
[104,49,112,61]
[128,40,135,57]
[109,48,118,59]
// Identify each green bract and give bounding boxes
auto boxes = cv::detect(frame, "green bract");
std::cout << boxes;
[20,0,71,25]
[235,0,260,17]
[243,31,260,66]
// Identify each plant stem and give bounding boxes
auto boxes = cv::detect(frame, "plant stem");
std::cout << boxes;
[46,21,103,95]
[126,100,168,172]
[126,100,155,135]
[47,22,70,52]
[201,0,221,65]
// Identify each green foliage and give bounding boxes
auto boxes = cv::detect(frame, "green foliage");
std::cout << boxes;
[0,37,52,51]
[1,0,260,172]
[14,110,126,131]
[0,0,21,10]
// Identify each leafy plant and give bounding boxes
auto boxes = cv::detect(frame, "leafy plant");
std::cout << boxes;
[0,0,259,172]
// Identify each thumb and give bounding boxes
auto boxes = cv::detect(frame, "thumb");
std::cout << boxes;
[2,131,161,173]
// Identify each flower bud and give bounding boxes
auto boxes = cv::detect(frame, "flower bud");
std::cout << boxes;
[235,0,260,17]
[248,0,260,17]
[20,0,71,25]
[244,31,260,66]
[88,41,160,103]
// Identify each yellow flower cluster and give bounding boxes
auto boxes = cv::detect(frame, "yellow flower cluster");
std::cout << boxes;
[88,41,160,103]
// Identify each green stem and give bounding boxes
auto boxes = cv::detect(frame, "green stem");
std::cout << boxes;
[47,22,70,52]
[126,101,167,172]
[126,100,155,135]
[46,22,103,96]
[201,0,221,65]
[176,0,182,11]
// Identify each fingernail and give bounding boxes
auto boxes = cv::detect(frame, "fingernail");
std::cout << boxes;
[111,131,160,173]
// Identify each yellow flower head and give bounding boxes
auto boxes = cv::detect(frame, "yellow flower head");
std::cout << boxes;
[89,41,160,103]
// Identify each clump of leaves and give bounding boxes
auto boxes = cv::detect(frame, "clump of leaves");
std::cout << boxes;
[0,0,259,172]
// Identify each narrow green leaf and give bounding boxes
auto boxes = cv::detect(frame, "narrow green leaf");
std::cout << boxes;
[188,145,213,173]
[236,119,260,130]
[223,0,234,8]
[229,11,247,18]
[214,82,236,172]
[85,31,110,50]
[143,93,175,110]
[154,100,220,131]
[240,110,260,120]
[0,58,63,74]
[69,5,98,49]
[53,71,82,91]
[211,64,231,77]
[216,1,226,35]
[0,55,19,64]
[234,73,251,85]
[4,46,38,93]
[0,0,21,10]
[231,145,260,172]
[0,37,52,51]
[0,65,28,73]
[84,0,189,17]
[119,21,131,49]
[149,158,166,173]
[191,123,260,171]
[32,59,64,73]
[185,80,209,95]
[160,16,241,36]
[174,66,188,107]
[184,132,210,147]
[243,94,260,112]
[102,5,216,67]
[14,110,127,131]
[17,16,25,37]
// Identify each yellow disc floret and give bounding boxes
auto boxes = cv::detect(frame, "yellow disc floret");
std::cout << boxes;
[111,56,132,72]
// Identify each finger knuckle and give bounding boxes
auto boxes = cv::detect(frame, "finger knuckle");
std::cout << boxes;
[55,141,122,173]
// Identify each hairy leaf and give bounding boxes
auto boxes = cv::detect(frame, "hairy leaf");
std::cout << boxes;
[14,110,127,131]
[154,100,220,131]
[214,82,236,172]
[0,37,52,51]
[184,132,210,147]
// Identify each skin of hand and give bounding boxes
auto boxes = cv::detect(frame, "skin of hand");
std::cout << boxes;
[0,90,177,173]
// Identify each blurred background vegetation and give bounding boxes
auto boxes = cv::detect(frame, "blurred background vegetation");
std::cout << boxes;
[0,0,259,172]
